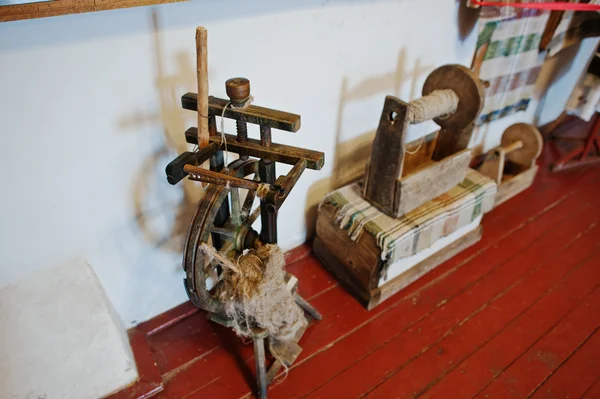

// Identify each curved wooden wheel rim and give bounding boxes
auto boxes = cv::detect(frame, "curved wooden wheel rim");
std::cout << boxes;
[183,158,259,315]
[501,123,543,166]
[422,64,484,130]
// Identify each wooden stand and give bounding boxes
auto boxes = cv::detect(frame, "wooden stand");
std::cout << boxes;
[478,123,542,206]
[207,274,320,399]
[365,132,471,217]
[315,198,485,310]
[363,64,484,217]
[314,228,482,310]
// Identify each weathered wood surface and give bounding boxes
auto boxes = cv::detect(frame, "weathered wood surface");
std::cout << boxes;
[314,226,483,310]
[0,0,185,22]
[422,64,484,131]
[363,64,483,218]
[363,96,409,214]
[495,164,538,207]
[502,123,543,167]
[185,128,324,170]
[316,203,382,291]
[195,27,209,149]
[182,93,301,132]
[478,149,505,185]
[432,123,475,161]
[313,237,374,308]
[395,149,471,217]
[184,164,266,191]
[165,141,220,185]
[402,132,438,176]
[373,226,482,309]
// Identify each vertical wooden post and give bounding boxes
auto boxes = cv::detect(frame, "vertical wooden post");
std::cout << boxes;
[196,27,209,149]
[254,336,268,399]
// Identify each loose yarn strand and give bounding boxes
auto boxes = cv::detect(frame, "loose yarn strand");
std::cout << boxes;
[404,136,425,155]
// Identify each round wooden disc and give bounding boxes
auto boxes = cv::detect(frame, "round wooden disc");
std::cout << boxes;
[501,123,543,166]
[422,64,484,130]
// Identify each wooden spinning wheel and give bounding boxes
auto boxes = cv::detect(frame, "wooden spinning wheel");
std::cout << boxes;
[182,158,261,315]
[166,76,324,398]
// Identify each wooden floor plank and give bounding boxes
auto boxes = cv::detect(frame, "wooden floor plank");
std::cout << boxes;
[285,255,338,300]
[304,208,600,399]
[107,144,600,399]
[164,170,597,397]
[474,287,600,399]
[581,377,600,399]
[530,329,600,399]
[363,224,600,398]
[421,260,600,399]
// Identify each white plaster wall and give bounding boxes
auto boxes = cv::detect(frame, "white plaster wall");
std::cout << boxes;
[0,0,484,329]
[0,1,595,396]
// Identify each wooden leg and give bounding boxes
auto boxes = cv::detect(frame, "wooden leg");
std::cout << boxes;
[294,293,322,321]
[254,336,268,399]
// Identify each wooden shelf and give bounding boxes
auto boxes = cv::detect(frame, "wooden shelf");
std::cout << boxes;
[0,0,187,23]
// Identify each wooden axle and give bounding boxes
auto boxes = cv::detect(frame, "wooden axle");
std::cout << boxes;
[478,123,543,191]
[183,164,282,197]
[406,89,459,124]
[488,140,523,158]
[363,64,485,217]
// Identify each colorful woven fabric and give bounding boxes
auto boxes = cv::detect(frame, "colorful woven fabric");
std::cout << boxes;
[319,169,497,265]
[472,7,551,125]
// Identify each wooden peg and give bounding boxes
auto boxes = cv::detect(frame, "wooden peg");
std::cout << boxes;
[196,27,209,149]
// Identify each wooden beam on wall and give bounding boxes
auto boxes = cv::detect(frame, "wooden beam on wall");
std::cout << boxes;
[0,0,187,23]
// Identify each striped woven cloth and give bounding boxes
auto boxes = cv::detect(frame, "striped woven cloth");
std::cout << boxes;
[319,169,497,264]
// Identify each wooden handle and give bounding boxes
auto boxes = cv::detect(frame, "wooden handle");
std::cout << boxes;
[196,27,209,148]
[184,164,266,191]
[502,140,523,154]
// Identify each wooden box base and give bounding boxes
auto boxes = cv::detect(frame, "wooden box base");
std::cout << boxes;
[495,165,538,206]
[313,226,482,310]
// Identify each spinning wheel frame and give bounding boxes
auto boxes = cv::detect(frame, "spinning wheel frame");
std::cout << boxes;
[183,158,261,315]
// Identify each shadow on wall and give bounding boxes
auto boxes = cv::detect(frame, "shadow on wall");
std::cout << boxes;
[119,10,200,255]
[304,50,434,239]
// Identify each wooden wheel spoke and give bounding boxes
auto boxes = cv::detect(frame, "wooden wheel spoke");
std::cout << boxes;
[210,226,235,239]
[241,172,259,220]
[204,240,235,273]
[247,206,261,226]
[230,187,242,225]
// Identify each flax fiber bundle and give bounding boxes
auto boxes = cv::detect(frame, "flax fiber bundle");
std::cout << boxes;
[201,243,307,341]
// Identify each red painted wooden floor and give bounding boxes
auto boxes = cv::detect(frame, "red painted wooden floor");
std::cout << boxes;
[110,146,600,399]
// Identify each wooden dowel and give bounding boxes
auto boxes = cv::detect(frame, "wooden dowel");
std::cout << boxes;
[184,164,266,191]
[503,140,523,154]
[196,27,209,148]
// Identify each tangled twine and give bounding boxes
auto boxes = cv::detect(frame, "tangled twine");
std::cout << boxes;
[201,243,307,342]
[407,89,459,124]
